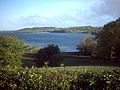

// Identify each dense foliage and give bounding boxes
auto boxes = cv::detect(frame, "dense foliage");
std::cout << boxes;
[0,35,26,67]
[0,66,120,90]
[36,45,63,67]
[97,18,120,61]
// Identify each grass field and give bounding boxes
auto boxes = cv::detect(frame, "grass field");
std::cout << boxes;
[22,52,120,67]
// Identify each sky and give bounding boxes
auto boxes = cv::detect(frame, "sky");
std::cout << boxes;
[0,0,120,30]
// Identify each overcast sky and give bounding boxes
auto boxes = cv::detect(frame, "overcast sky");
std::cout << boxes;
[0,0,120,30]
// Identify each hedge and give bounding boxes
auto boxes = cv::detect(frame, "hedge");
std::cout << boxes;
[0,66,120,90]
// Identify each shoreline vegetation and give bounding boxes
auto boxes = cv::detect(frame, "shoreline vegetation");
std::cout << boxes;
[17,26,102,34]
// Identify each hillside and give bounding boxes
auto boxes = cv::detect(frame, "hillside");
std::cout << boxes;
[18,26,102,33]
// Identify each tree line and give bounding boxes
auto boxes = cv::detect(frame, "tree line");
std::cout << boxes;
[77,17,120,63]
[18,26,102,33]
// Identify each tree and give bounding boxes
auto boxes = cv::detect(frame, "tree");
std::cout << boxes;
[0,35,26,68]
[35,44,63,67]
[77,37,97,56]
[97,18,120,61]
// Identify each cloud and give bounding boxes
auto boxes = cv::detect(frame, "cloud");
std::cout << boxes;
[13,14,93,28]
[81,0,120,26]
[7,0,120,30]
[92,0,120,17]
[16,15,66,28]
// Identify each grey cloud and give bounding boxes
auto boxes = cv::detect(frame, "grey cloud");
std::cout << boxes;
[80,0,120,26]
[103,0,120,17]
[93,0,120,17]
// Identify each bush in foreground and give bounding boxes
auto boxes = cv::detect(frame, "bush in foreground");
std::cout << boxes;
[0,66,120,90]
[36,44,63,67]
[0,35,26,68]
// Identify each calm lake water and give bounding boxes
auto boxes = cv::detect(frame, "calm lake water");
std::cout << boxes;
[0,31,92,52]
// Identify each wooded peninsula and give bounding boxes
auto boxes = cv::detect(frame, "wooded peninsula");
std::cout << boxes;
[18,26,102,33]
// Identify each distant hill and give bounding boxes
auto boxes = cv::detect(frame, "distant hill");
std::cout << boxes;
[17,26,102,33]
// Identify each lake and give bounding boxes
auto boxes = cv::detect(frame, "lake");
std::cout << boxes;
[0,32,92,52]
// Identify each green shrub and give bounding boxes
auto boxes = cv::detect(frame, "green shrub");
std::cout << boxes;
[35,44,63,67]
[0,35,26,67]
[0,66,120,90]
[77,37,97,56]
